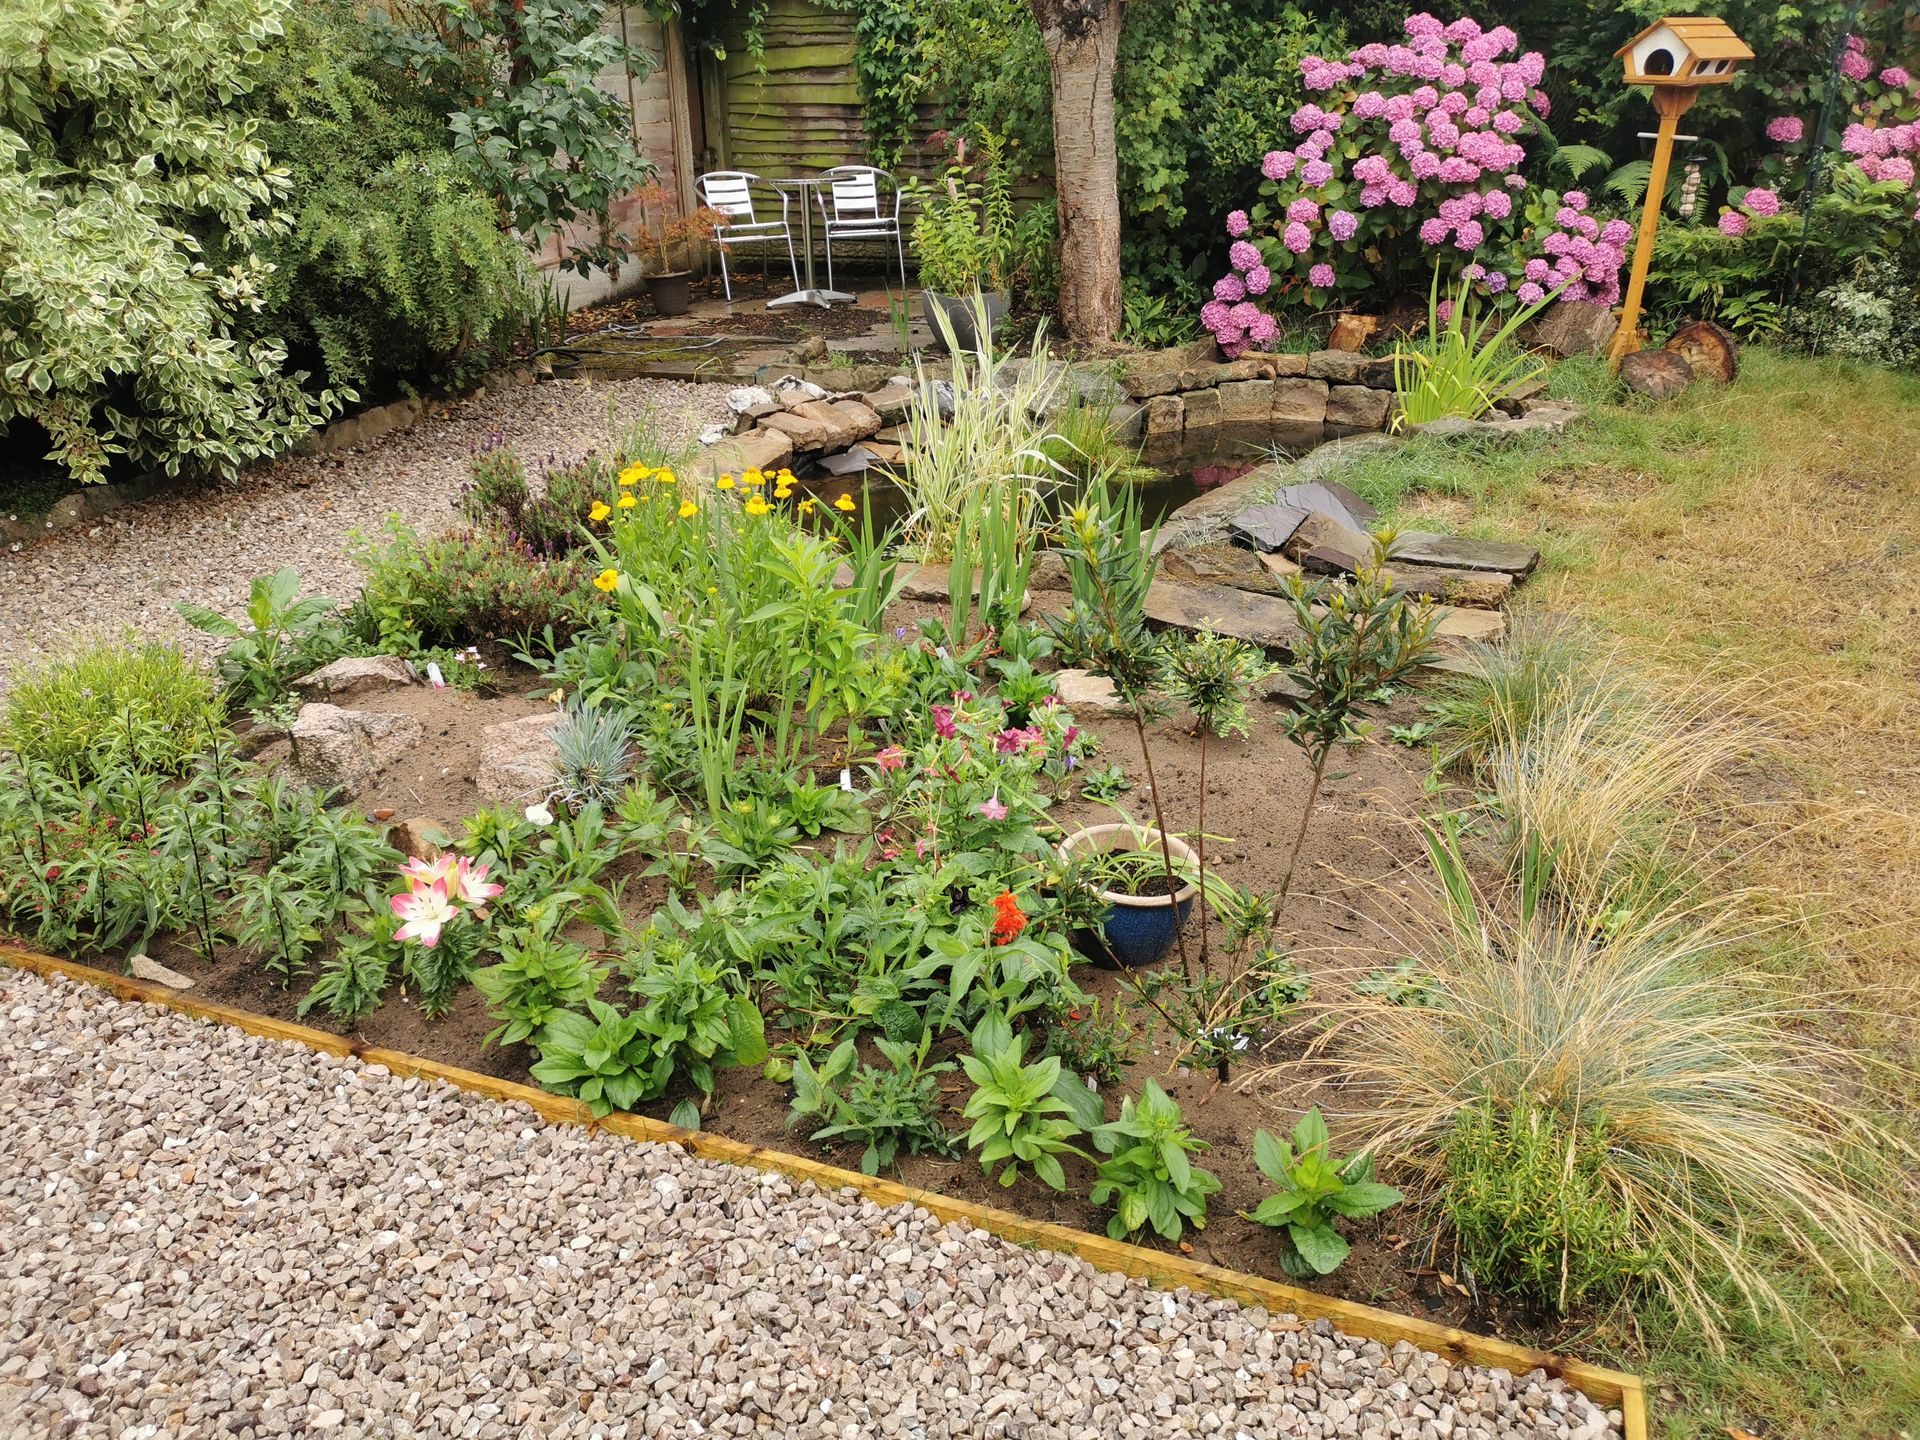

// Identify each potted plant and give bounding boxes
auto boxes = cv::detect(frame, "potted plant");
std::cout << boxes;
[636,182,721,317]
[904,131,1017,352]
[1057,821,1199,969]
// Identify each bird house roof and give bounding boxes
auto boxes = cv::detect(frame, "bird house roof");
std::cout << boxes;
[1614,18,1754,62]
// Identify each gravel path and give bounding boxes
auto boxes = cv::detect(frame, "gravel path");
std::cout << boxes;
[0,377,733,686]
[0,969,1622,1440]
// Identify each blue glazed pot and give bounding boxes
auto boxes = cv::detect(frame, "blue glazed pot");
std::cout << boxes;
[1058,824,1199,971]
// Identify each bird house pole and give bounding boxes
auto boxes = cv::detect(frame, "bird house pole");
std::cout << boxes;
[1607,86,1698,370]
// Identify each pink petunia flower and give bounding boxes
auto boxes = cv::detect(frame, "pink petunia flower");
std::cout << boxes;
[876,746,906,771]
[978,794,1008,822]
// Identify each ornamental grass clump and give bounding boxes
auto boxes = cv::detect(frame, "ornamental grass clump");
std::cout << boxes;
[1201,11,1633,350]
[1277,826,1920,1345]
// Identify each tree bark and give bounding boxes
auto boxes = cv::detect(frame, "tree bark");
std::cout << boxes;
[1029,0,1124,347]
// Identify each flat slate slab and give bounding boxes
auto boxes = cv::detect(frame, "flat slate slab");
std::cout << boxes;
[1392,531,1539,577]
[1227,503,1311,553]
[1145,578,1305,651]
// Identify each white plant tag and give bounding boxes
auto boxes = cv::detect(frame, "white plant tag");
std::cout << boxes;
[425,662,446,689]
[839,767,854,792]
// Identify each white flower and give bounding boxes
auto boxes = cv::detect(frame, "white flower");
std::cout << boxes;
[523,802,554,826]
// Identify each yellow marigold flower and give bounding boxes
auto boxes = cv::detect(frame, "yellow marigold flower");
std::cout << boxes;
[797,498,816,515]
[744,495,772,517]
[593,569,619,593]
[833,493,856,512]
[716,474,735,490]
[588,501,612,523]
[744,469,766,487]
[617,493,637,509]
[618,465,644,487]
[678,499,698,519]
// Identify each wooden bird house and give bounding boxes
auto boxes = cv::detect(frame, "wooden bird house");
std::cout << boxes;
[1616,17,1753,86]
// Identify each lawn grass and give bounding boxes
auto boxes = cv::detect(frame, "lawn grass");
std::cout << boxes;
[1337,348,1920,1440]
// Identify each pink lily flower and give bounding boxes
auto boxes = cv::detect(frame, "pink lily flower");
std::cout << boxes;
[399,854,456,892]
[391,879,459,947]
[450,856,504,906]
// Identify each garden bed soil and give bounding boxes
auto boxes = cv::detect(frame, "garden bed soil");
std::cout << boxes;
[12,599,1586,1356]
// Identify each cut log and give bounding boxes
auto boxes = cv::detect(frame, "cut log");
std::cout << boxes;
[1663,320,1738,383]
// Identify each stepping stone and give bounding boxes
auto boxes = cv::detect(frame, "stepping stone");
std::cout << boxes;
[1160,542,1276,591]
[1287,510,1377,574]
[1228,503,1311,554]
[1145,578,1305,651]
[1378,560,1513,608]
[1052,669,1130,716]
[1431,606,1508,643]
[1391,531,1539,577]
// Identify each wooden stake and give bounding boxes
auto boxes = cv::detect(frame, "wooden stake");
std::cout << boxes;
[1608,86,1699,372]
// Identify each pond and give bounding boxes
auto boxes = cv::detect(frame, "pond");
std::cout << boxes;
[790,427,1328,535]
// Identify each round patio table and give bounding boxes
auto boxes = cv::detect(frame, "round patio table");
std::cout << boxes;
[766,175,856,310]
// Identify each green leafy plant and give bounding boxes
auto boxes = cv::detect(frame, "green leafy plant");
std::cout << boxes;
[786,1032,955,1175]
[297,921,397,1027]
[178,567,342,713]
[1391,268,1560,428]
[1244,1108,1401,1277]
[2,635,221,781]
[1042,995,1136,1087]
[1090,1079,1221,1242]
[1078,762,1133,802]
[903,129,1017,294]
[1355,957,1441,1008]
[958,1012,1091,1190]
[623,933,767,1098]
[529,998,657,1118]
[472,898,608,1047]
[1444,1096,1648,1314]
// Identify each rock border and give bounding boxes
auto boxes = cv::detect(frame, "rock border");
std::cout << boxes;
[0,939,1649,1440]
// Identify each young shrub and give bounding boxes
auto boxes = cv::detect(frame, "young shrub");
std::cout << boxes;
[1243,1108,1402,1278]
[3,635,221,780]
[1287,826,1920,1346]
[1274,536,1438,905]
[1444,1097,1648,1315]
[177,566,343,713]
[1090,1079,1221,1243]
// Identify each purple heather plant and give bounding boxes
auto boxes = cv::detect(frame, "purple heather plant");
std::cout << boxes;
[1199,11,1632,355]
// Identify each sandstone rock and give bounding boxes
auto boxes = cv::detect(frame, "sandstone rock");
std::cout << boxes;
[1259,551,1303,581]
[790,335,829,364]
[725,385,779,417]
[1029,552,1071,592]
[1285,510,1376,573]
[1378,560,1513,608]
[1180,386,1223,431]
[1307,351,1393,386]
[1143,394,1184,436]
[793,400,867,449]
[387,817,453,862]
[1052,669,1130,716]
[827,398,884,440]
[1271,377,1331,426]
[863,382,914,422]
[1158,542,1275,591]
[290,704,425,794]
[1327,314,1381,352]
[129,955,195,989]
[1145,578,1306,650]
[1533,300,1619,358]
[1326,384,1391,431]
[476,711,562,803]
[292,655,413,704]
[758,410,834,451]
[1217,379,1276,425]
[1620,348,1693,400]
[1432,606,1508,642]
[1251,351,1311,378]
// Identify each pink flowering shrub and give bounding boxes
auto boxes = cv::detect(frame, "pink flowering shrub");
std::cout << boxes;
[1200,12,1632,355]
[1743,32,1920,227]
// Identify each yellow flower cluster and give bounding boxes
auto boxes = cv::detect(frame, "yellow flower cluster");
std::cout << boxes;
[589,460,817,532]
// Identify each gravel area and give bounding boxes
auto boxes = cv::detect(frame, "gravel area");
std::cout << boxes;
[0,377,733,687]
[0,968,1624,1440]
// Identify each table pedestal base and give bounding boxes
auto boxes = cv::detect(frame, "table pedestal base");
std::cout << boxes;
[768,287,856,310]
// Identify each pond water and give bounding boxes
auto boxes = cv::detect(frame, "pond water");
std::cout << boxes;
[791,428,1327,534]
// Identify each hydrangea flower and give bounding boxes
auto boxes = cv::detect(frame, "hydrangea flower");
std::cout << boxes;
[1213,273,1247,303]
[1328,209,1359,241]
[1718,210,1749,237]
[1766,115,1805,144]
[1839,48,1872,82]
[1882,66,1913,90]
[1308,262,1336,287]
[1283,221,1312,253]
[1226,209,1250,237]
[1743,187,1782,217]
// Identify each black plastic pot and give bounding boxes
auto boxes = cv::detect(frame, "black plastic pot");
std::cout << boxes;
[920,289,1009,354]
[646,270,693,317]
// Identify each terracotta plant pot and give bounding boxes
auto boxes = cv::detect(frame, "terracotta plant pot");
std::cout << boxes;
[1057,823,1199,970]
[646,270,693,317]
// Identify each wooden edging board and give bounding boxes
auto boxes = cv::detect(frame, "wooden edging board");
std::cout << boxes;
[2,944,1647,1437]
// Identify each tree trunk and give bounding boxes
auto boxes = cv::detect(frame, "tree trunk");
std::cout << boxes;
[1029,0,1124,347]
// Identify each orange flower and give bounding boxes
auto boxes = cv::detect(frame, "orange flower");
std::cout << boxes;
[989,891,1027,945]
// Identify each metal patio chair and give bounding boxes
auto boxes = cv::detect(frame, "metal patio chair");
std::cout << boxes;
[814,165,907,291]
[694,170,800,302]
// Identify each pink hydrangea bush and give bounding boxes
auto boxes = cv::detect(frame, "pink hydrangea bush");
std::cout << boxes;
[1744,32,1920,227]
[1200,12,1632,356]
